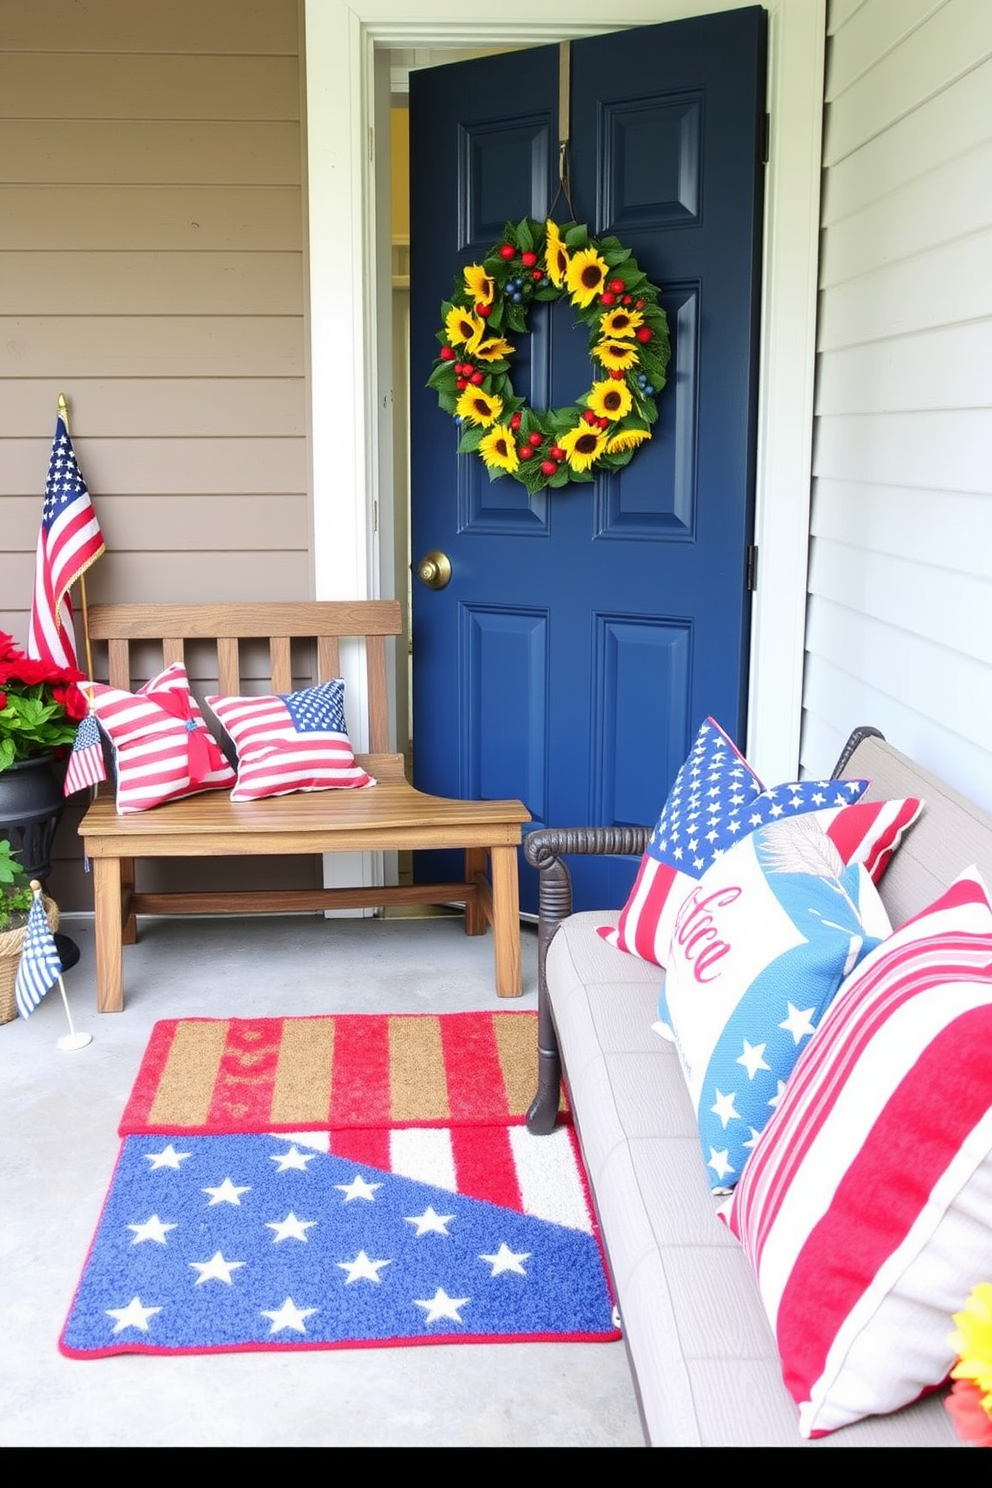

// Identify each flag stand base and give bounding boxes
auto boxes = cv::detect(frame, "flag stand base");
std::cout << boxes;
[58,1031,92,1051]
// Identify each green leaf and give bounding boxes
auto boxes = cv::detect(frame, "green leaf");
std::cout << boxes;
[457,425,484,454]
[427,362,454,391]
[564,224,590,250]
[516,219,535,254]
[602,247,632,268]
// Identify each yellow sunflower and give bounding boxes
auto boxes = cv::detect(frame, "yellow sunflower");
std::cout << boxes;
[544,219,570,289]
[445,306,486,353]
[565,246,610,308]
[600,306,644,340]
[587,379,633,422]
[593,339,639,373]
[479,423,520,474]
[558,422,609,473]
[464,263,496,306]
[606,427,651,454]
[474,334,515,363]
[456,386,504,427]
[951,1284,992,1397]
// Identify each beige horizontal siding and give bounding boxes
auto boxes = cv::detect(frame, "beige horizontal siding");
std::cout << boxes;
[0,0,311,910]
[802,0,992,816]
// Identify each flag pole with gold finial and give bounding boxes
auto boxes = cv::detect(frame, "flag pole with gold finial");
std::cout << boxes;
[57,392,96,681]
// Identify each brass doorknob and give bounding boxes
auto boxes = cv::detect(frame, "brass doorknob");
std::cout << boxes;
[417,550,452,590]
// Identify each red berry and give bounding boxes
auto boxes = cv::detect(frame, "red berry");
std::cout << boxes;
[470,371,485,385]
[541,460,557,476]
[608,279,625,294]
[600,291,616,307]
[550,445,565,461]
[636,299,645,308]
[510,412,522,430]
[528,431,543,447]
[461,363,473,374]
[456,378,467,389]
[583,409,597,425]
[519,445,533,459]
[521,251,538,267]
[531,269,543,281]
[440,346,455,361]
[476,302,492,317]
[636,326,652,343]
[597,417,610,430]
[609,369,625,380]
[622,295,632,305]
[499,244,515,260]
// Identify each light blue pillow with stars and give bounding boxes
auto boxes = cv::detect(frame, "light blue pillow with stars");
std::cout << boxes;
[655,814,892,1192]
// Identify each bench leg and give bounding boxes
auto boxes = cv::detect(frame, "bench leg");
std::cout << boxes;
[464,847,487,936]
[121,857,138,944]
[93,857,125,1013]
[490,844,522,998]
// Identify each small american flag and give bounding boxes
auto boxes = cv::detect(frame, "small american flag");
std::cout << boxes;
[27,415,105,670]
[15,892,63,1019]
[64,711,107,796]
[207,682,375,802]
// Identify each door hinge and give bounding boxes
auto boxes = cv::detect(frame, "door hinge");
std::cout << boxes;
[746,544,758,591]
[761,113,770,165]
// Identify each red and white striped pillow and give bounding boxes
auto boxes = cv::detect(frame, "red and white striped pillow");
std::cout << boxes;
[206,680,375,801]
[723,865,992,1438]
[88,663,236,814]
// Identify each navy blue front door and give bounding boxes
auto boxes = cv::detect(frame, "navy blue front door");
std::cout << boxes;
[409,8,767,914]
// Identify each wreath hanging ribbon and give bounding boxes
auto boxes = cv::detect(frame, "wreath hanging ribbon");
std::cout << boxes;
[429,217,671,491]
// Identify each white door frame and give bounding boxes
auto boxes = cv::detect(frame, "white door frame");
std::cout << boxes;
[303,0,826,785]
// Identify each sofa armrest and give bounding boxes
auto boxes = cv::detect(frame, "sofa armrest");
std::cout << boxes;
[524,825,650,1134]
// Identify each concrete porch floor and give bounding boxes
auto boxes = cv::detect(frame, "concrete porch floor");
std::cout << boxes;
[0,911,645,1448]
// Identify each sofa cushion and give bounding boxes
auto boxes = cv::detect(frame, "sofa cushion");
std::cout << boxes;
[206,681,375,801]
[596,716,870,969]
[656,816,890,1191]
[88,663,236,814]
[723,865,992,1438]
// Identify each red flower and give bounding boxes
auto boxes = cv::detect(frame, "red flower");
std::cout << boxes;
[946,1379,992,1447]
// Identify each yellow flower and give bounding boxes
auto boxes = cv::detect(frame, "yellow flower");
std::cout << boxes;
[558,422,608,472]
[593,340,639,372]
[587,379,633,422]
[606,427,651,454]
[950,1284,992,1397]
[544,220,570,289]
[600,306,644,340]
[456,386,504,427]
[474,335,515,363]
[464,264,496,306]
[565,246,609,308]
[445,306,486,353]
[479,423,520,473]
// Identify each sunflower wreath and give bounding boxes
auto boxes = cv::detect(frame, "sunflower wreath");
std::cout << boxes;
[428,216,671,492]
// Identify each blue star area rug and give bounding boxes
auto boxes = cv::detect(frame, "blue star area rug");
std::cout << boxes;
[60,1132,618,1356]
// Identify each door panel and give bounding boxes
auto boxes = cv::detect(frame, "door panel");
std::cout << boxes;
[410,8,767,914]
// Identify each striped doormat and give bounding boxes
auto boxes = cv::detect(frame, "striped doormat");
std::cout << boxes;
[120,1011,566,1137]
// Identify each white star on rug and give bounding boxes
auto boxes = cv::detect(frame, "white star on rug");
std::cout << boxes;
[266,1212,317,1243]
[337,1251,392,1285]
[144,1144,191,1170]
[269,1145,318,1173]
[107,1296,162,1333]
[335,1174,382,1203]
[261,1297,317,1334]
[127,1215,177,1245]
[480,1243,529,1277]
[189,1251,245,1286]
[405,1206,454,1237]
[202,1177,251,1206]
[413,1288,469,1325]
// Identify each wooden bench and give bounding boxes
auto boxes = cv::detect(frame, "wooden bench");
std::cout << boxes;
[77,601,531,1012]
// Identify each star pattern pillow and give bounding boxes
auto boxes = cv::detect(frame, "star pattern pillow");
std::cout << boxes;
[656,813,891,1192]
[598,717,869,968]
[206,681,376,802]
[88,663,236,814]
[723,866,992,1438]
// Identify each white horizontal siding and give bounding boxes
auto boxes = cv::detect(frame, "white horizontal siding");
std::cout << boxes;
[803,0,992,820]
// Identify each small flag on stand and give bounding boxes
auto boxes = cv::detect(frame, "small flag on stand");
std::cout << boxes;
[27,414,105,671]
[14,891,63,1020]
[64,710,107,797]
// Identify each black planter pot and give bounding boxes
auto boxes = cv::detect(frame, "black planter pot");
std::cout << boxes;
[0,753,65,880]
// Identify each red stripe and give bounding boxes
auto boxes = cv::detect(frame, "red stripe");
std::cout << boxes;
[119,1020,179,1129]
[205,1018,285,1129]
[329,1015,391,1125]
[449,1125,522,1209]
[328,1128,392,1168]
[439,1012,509,1122]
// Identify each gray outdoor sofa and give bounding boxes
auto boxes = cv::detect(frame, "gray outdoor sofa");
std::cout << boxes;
[524,727,992,1446]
